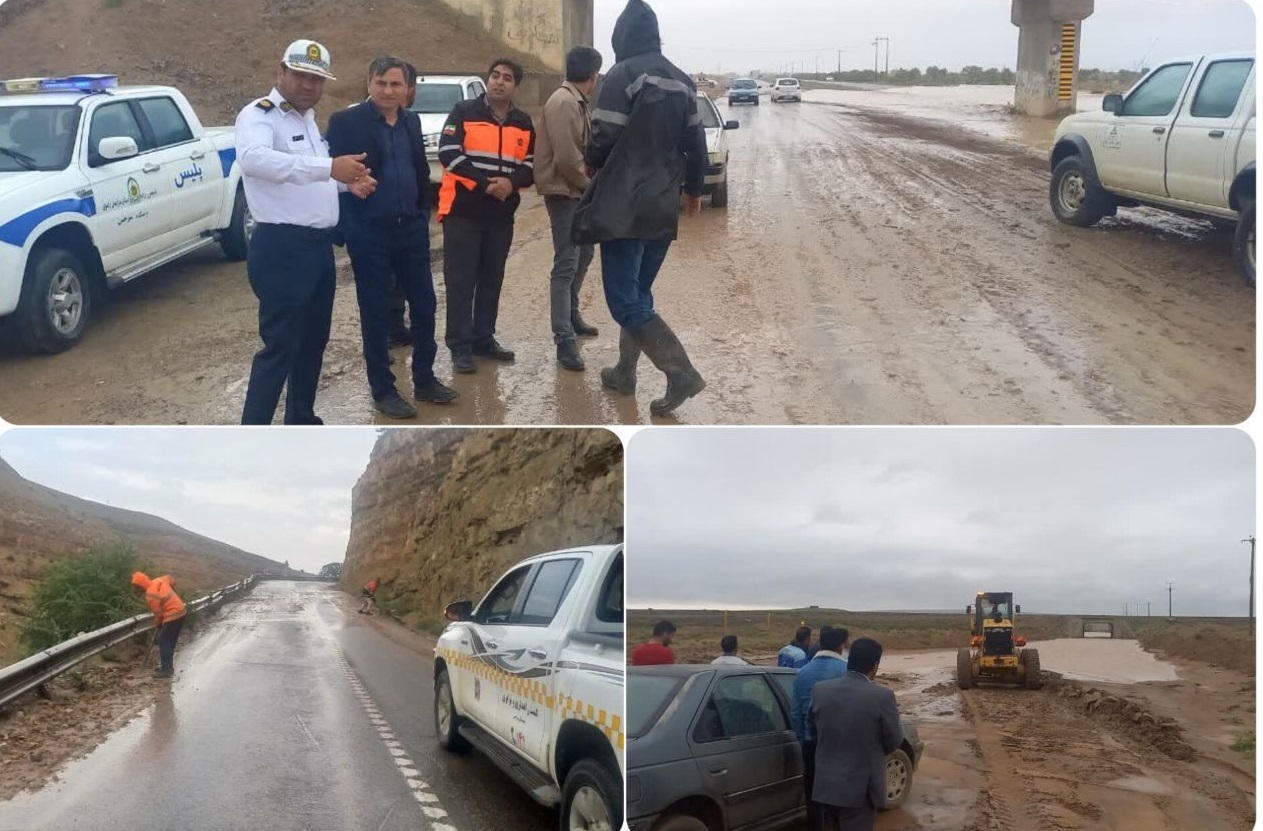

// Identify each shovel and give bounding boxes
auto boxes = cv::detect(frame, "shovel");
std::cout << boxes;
[141,624,161,672]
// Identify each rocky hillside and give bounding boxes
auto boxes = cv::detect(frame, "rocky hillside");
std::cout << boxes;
[0,0,542,125]
[0,457,285,663]
[341,429,623,629]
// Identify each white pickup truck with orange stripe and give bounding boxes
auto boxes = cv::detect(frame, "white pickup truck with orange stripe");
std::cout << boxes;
[434,544,625,831]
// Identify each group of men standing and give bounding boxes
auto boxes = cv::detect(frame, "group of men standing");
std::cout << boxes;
[233,0,709,425]
[631,621,904,831]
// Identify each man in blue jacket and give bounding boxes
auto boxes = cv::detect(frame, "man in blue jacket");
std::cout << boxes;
[778,625,813,669]
[792,626,850,831]
[326,56,458,418]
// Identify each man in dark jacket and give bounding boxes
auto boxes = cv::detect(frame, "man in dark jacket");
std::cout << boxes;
[575,0,708,416]
[436,59,536,374]
[327,56,458,418]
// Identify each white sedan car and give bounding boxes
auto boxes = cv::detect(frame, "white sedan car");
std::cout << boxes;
[697,94,738,207]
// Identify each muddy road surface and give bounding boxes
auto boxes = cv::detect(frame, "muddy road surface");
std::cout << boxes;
[0,92,1251,424]
[864,641,1254,831]
[0,582,555,831]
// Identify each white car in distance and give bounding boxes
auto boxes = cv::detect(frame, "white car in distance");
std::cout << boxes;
[771,78,802,103]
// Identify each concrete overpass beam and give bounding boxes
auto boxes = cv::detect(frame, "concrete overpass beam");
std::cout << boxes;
[1011,0,1095,117]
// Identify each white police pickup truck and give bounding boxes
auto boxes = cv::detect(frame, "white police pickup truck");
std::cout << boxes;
[1049,53,1256,286]
[0,75,246,352]
[434,544,624,831]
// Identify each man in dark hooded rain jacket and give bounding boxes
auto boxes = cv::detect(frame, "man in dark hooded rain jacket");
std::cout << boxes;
[574,0,708,416]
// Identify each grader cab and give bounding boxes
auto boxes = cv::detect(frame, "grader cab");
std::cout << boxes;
[956,591,1042,690]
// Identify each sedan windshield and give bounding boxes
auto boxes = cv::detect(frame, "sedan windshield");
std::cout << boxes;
[697,98,721,129]
[732,80,757,90]
[0,104,79,171]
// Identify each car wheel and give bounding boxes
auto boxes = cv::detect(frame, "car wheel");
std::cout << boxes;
[1234,199,1255,288]
[1049,156,1111,227]
[15,247,92,354]
[651,815,709,831]
[434,668,470,752]
[220,185,253,261]
[711,174,729,209]
[561,758,622,831]
[884,748,914,809]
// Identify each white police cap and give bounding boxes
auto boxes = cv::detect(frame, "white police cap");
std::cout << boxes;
[282,39,336,81]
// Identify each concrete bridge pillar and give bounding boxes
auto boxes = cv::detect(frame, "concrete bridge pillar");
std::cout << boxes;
[1011,0,1095,117]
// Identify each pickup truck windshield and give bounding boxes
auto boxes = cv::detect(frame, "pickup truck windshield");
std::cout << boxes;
[0,104,79,171]
[411,84,465,115]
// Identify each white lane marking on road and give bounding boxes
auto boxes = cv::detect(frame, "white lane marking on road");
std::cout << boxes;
[335,647,458,831]
[295,713,322,749]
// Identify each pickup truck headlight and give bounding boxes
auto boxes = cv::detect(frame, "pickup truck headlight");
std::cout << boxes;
[708,151,722,165]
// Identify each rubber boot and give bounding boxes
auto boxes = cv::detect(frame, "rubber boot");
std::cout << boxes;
[631,314,706,415]
[600,327,641,394]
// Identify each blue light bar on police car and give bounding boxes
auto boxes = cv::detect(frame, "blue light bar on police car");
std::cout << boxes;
[0,74,118,95]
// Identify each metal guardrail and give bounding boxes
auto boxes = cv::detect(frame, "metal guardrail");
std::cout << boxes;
[0,574,259,708]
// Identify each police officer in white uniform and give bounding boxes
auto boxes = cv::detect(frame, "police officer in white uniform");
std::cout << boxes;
[235,39,376,425]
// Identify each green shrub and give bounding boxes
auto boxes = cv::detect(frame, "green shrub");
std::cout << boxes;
[20,541,151,655]
[1232,732,1255,754]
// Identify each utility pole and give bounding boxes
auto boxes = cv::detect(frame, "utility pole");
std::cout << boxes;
[1147,601,1151,617]
[837,49,842,74]
[872,37,890,77]
[1245,535,1256,634]
[1166,581,1175,619]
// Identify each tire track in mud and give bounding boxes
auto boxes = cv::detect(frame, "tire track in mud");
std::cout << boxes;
[792,100,1254,424]
[957,680,1253,831]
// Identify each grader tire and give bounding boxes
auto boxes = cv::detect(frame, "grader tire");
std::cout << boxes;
[956,647,973,690]
[1023,649,1043,690]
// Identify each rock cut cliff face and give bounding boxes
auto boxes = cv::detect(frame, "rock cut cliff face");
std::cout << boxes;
[340,429,623,626]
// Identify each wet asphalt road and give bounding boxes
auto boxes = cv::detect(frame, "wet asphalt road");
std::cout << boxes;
[0,582,554,831]
[0,91,1252,425]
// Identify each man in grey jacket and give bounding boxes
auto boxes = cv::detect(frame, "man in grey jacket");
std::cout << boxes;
[536,46,604,371]
[807,637,903,831]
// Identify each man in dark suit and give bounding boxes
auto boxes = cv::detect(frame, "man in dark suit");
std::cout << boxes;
[327,56,457,418]
[807,637,903,831]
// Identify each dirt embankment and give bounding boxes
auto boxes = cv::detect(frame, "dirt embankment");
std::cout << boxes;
[1132,622,1257,675]
[0,0,542,126]
[340,429,623,631]
[0,458,284,666]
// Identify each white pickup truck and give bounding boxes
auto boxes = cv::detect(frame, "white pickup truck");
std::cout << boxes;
[434,544,624,831]
[408,72,487,186]
[1049,53,1256,285]
[0,75,246,352]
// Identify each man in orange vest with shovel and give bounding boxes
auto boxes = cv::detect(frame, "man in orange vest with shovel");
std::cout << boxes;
[132,572,187,679]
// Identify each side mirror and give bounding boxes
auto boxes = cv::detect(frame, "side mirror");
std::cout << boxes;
[98,136,138,161]
[966,605,973,615]
[724,120,739,131]
[1016,605,1022,614]
[444,600,474,622]
[1103,93,1124,114]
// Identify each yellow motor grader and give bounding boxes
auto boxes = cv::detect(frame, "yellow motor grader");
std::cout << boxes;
[956,591,1042,690]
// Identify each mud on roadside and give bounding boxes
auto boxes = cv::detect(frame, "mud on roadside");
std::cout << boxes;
[0,655,161,801]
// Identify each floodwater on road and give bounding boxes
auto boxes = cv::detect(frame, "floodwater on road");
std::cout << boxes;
[0,85,1251,425]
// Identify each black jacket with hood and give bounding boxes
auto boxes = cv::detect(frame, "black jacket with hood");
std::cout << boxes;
[573,0,708,245]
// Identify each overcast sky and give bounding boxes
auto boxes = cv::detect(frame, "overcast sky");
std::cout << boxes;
[627,429,1255,617]
[594,0,1255,75]
[0,428,379,573]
